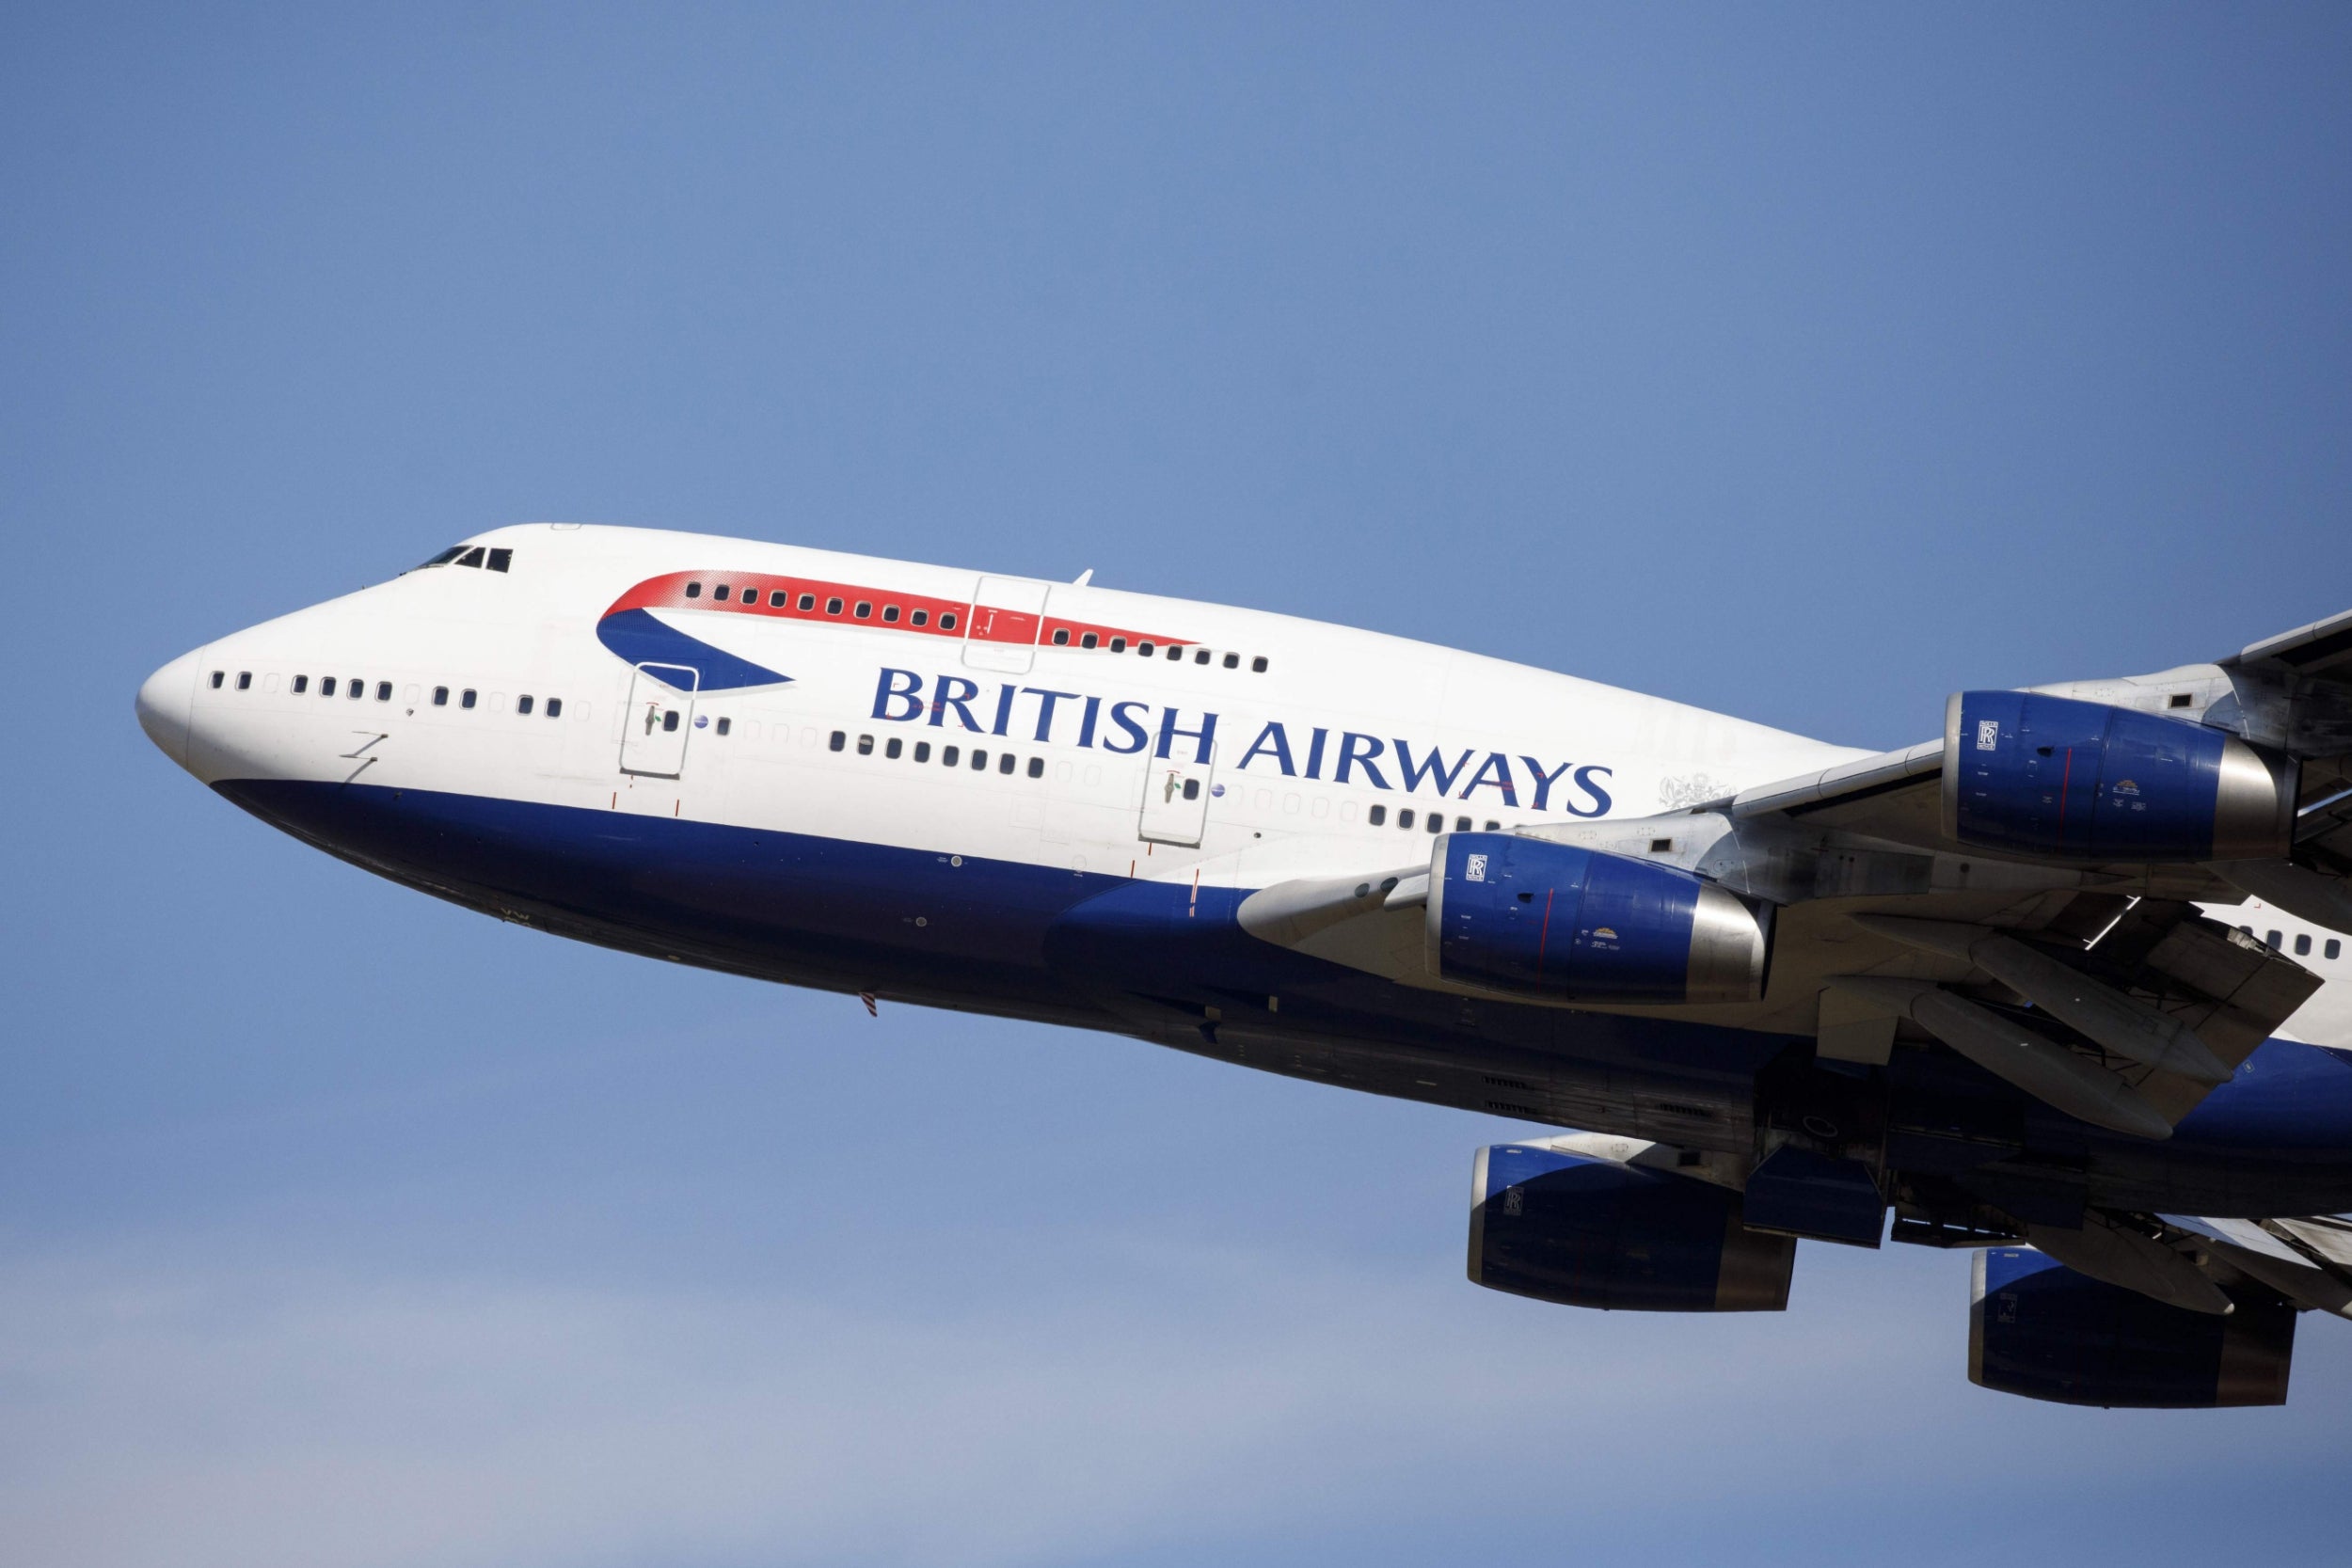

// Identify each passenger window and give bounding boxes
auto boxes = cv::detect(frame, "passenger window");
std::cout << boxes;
[1194,648,1211,664]
[349,679,364,699]
[1182,778,1200,800]
[943,745,960,767]
[716,717,732,736]
[971,749,987,770]
[1109,637,1125,653]
[911,610,929,627]
[376,682,392,701]
[826,597,843,614]
[1484,819,1500,831]
[713,584,731,601]
[1455,816,1471,832]
[518,695,534,715]
[461,689,475,708]
[662,710,679,733]
[686,582,703,598]
[1082,632,1099,649]
[883,605,901,623]
[798,594,816,610]
[238,672,254,690]
[1252,657,1268,673]
[321,677,337,697]
[2296,934,2312,956]
[2267,930,2283,950]
[999,752,1015,774]
[829,731,846,752]
[433,687,449,705]
[914,741,931,762]
[1026,756,1043,778]
[2328,940,2343,960]
[209,671,224,689]
[1167,644,1183,661]
[886,736,903,759]
[1368,804,1387,826]
[547,697,562,718]
[855,602,872,619]
[1222,652,1238,669]
[1052,628,1070,645]
[857,735,874,754]
[485,547,512,573]
[1428,815,1444,833]
[939,612,957,631]
[455,546,485,567]
[768,590,786,608]
[293,675,309,693]
[1137,641,1154,656]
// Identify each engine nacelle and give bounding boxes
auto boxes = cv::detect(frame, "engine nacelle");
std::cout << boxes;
[1969,1248,2294,1408]
[1428,834,1769,1005]
[1469,1145,1794,1312]
[1943,691,2294,863]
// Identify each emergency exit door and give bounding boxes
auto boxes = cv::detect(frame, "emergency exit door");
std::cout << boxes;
[1138,747,1216,847]
[962,576,1050,673]
[620,662,697,777]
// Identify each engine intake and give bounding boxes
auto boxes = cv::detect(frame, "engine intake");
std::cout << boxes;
[1942,691,2294,863]
[1969,1247,2293,1407]
[1429,833,1769,1005]
[1470,1145,1794,1312]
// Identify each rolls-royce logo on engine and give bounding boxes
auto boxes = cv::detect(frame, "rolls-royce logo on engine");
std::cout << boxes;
[1466,853,1488,881]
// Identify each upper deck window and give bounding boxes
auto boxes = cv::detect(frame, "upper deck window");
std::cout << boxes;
[771,590,788,608]
[713,584,731,602]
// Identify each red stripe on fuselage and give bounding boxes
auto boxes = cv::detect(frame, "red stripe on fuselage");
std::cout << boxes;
[599,571,1193,656]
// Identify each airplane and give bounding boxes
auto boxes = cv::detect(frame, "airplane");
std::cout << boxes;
[135,523,2352,1409]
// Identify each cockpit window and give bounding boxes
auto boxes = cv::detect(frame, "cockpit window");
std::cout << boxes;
[454,546,486,567]
[485,547,512,573]
[420,546,467,567]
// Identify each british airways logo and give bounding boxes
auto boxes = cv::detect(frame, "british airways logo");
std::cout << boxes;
[870,667,1613,814]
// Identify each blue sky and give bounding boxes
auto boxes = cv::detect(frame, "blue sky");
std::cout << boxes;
[6,6,2351,1564]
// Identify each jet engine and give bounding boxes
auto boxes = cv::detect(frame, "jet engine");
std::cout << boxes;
[1428,833,1770,1005]
[1469,1144,1794,1312]
[1942,691,2294,863]
[1969,1248,2294,1408]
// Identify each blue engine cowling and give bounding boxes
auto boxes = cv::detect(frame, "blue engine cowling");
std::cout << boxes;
[1942,691,2293,863]
[1429,833,1769,1005]
[1969,1248,2294,1407]
[1470,1145,1795,1312]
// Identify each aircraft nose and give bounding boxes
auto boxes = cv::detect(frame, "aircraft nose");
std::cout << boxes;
[136,647,204,769]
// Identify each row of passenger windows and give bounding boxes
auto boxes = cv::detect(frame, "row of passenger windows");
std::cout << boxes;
[1369,802,1500,833]
[690,580,962,630]
[682,579,1270,671]
[208,669,566,718]
[1042,627,1269,671]
[2244,927,2342,960]
[828,729,1048,778]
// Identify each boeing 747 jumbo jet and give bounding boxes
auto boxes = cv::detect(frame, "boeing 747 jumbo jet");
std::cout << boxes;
[137,525,2352,1407]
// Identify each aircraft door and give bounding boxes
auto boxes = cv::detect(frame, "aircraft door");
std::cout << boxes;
[1138,745,1216,847]
[620,662,698,777]
[962,576,1050,673]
